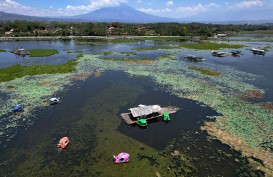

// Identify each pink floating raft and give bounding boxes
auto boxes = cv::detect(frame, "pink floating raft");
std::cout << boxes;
[113,152,130,164]
[57,137,70,149]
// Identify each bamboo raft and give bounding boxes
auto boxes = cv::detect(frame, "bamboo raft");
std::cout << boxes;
[120,106,181,125]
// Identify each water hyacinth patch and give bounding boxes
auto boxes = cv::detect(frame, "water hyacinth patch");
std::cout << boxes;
[28,49,59,57]
[188,66,220,76]
[0,60,78,82]
[179,41,244,50]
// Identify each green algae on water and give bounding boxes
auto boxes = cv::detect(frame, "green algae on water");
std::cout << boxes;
[1,40,272,175]
[179,41,244,50]
[188,66,220,76]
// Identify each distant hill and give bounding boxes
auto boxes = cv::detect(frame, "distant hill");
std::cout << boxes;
[185,8,273,24]
[0,11,57,21]
[70,3,176,23]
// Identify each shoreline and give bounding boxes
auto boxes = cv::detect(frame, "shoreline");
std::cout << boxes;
[0,35,193,41]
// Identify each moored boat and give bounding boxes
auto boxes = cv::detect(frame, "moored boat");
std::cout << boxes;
[212,51,226,57]
[13,104,23,113]
[251,48,265,55]
[12,48,31,55]
[230,50,242,56]
[184,54,204,62]
[50,97,60,105]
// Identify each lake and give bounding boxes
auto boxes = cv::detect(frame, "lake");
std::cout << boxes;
[0,38,272,176]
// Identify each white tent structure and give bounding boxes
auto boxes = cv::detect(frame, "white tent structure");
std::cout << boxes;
[129,104,162,118]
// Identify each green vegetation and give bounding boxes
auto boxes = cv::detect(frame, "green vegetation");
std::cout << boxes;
[133,45,176,51]
[120,51,137,55]
[66,50,83,54]
[6,85,16,89]
[28,49,58,57]
[104,51,137,56]
[139,36,188,41]
[1,20,273,37]
[0,60,77,82]
[103,51,114,55]
[180,42,244,50]
[0,49,6,52]
[188,66,220,76]
[0,39,272,175]
[75,38,108,45]
[158,54,178,60]
[107,38,139,43]
[101,57,154,64]
[262,46,272,51]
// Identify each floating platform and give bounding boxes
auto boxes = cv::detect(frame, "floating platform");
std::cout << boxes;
[120,106,181,125]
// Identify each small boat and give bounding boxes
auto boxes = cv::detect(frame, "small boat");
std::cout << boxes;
[184,54,204,62]
[13,104,23,113]
[57,137,70,149]
[212,51,225,57]
[113,152,130,164]
[136,118,147,127]
[230,50,242,56]
[12,48,31,55]
[50,97,60,105]
[251,48,265,55]
[163,112,170,121]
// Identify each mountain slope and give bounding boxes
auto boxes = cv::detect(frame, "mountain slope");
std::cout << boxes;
[71,3,176,23]
[0,11,57,21]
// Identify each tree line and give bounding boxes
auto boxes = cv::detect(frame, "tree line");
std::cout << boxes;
[1,20,273,37]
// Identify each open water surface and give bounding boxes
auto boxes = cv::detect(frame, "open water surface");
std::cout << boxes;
[0,38,272,176]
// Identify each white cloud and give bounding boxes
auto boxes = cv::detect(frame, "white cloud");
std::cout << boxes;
[66,0,127,11]
[166,1,174,6]
[177,3,206,14]
[136,0,142,2]
[176,3,219,16]
[0,0,130,17]
[0,0,31,11]
[236,0,263,8]
[138,7,172,14]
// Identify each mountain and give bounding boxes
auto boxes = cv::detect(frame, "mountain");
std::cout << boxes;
[0,11,57,21]
[70,3,176,23]
[1,4,272,24]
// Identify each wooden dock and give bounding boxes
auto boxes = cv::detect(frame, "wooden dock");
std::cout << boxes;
[120,106,180,125]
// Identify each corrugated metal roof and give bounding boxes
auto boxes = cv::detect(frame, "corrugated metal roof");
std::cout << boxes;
[129,105,162,117]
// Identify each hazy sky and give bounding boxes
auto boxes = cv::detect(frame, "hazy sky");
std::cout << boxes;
[0,0,272,20]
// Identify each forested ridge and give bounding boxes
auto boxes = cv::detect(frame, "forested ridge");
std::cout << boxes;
[1,20,273,37]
